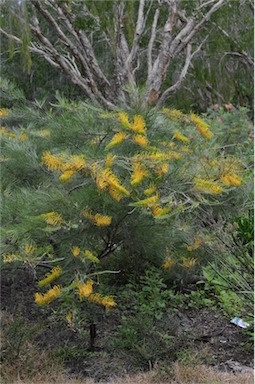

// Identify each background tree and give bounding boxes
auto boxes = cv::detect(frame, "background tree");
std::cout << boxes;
[1,0,231,109]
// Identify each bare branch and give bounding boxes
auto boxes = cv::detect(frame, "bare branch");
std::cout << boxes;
[147,8,160,73]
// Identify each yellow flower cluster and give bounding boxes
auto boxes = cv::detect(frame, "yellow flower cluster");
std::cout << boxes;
[72,246,80,257]
[162,108,183,121]
[105,154,116,168]
[133,134,149,147]
[88,293,116,311]
[34,129,51,138]
[118,112,130,128]
[84,250,100,263]
[131,162,148,185]
[174,131,190,143]
[77,280,94,299]
[180,257,197,269]
[38,266,62,288]
[190,114,213,139]
[220,174,241,187]
[0,127,27,140]
[151,203,171,217]
[2,253,17,263]
[130,115,146,134]
[42,152,86,181]
[41,211,64,226]
[34,285,61,306]
[144,184,156,196]
[83,209,112,226]
[105,132,128,150]
[156,163,169,176]
[187,238,202,251]
[25,243,36,254]
[93,167,130,201]
[194,178,223,194]
[133,193,159,207]
[0,108,8,117]
[162,259,175,270]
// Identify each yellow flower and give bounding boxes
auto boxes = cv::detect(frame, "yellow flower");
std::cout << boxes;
[180,257,197,269]
[59,170,75,182]
[131,162,148,185]
[187,239,202,252]
[77,280,94,300]
[162,108,182,121]
[133,193,159,207]
[108,185,125,201]
[105,132,128,149]
[41,212,64,226]
[174,131,190,143]
[66,311,75,330]
[133,134,149,147]
[19,133,28,141]
[72,246,80,257]
[41,152,67,172]
[88,293,116,311]
[221,174,241,187]
[162,259,175,269]
[34,285,61,306]
[94,213,112,226]
[151,203,171,217]
[0,108,8,117]
[105,154,116,168]
[156,163,169,176]
[38,266,62,288]
[144,184,156,196]
[3,253,16,263]
[84,250,100,263]
[194,178,223,194]
[190,114,213,139]
[130,115,146,134]
[118,112,130,128]
[25,243,36,254]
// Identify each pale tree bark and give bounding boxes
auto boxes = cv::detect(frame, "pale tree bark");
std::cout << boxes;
[0,0,227,109]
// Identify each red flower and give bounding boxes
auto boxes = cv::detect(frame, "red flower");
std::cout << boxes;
[213,104,219,108]
[225,104,233,110]
[218,118,223,123]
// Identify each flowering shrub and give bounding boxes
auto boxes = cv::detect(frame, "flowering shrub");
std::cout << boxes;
[0,94,253,329]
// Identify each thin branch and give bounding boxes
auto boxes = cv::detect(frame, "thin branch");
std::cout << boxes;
[147,9,160,73]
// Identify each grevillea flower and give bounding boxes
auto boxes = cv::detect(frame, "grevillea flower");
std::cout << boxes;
[41,152,67,172]
[3,253,16,263]
[133,134,149,147]
[174,131,190,143]
[190,114,213,139]
[94,213,112,226]
[34,285,61,305]
[131,162,148,185]
[187,239,202,252]
[84,250,100,263]
[88,293,116,311]
[133,193,159,207]
[213,104,219,108]
[105,154,116,168]
[162,259,175,269]
[77,280,94,300]
[41,212,64,226]
[19,133,28,141]
[105,132,128,150]
[118,112,130,128]
[25,243,36,254]
[130,115,146,134]
[180,258,197,269]
[59,170,75,182]
[194,178,223,194]
[144,184,156,196]
[151,203,171,217]
[220,174,241,187]
[0,108,8,117]
[218,118,223,123]
[162,108,183,121]
[156,163,169,176]
[72,246,80,257]
[38,266,62,288]
[225,104,233,110]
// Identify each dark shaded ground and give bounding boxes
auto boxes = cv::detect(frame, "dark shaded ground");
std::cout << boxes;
[1,266,253,382]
